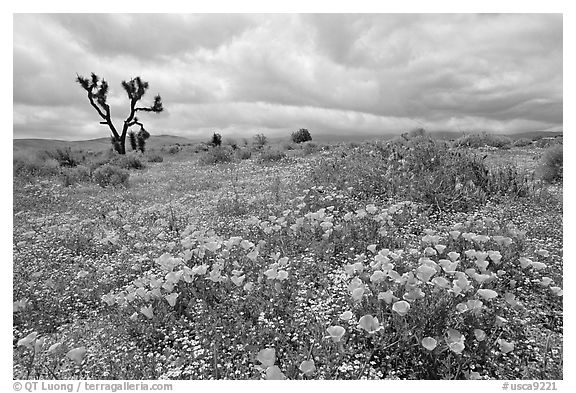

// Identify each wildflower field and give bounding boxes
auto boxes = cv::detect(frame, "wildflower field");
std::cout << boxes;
[12,136,563,380]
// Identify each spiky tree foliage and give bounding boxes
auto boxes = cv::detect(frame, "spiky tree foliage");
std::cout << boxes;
[76,73,163,154]
[136,129,151,153]
[291,128,312,143]
[210,132,222,147]
[128,131,138,151]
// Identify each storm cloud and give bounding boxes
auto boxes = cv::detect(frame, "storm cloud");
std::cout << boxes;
[13,13,562,140]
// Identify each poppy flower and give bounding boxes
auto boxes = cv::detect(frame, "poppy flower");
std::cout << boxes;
[449,231,461,239]
[447,251,460,262]
[66,347,87,365]
[351,287,365,302]
[358,315,382,334]
[48,342,63,354]
[421,337,437,351]
[140,306,154,319]
[367,244,377,253]
[164,293,178,307]
[435,244,447,254]
[378,290,397,304]
[257,348,276,367]
[392,300,410,316]
[519,257,532,268]
[299,360,316,375]
[277,270,289,281]
[498,339,514,354]
[339,311,353,321]
[476,289,498,300]
[326,326,346,342]
[370,270,386,283]
[530,262,547,270]
[416,265,436,282]
[231,275,245,286]
[432,276,450,289]
[17,332,38,349]
[474,329,486,341]
[265,365,286,380]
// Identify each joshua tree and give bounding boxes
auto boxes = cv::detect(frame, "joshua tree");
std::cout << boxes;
[76,73,163,154]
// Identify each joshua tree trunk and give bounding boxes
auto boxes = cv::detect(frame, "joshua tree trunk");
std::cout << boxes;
[76,73,163,154]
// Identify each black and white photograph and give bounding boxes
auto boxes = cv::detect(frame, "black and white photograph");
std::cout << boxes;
[11,6,565,385]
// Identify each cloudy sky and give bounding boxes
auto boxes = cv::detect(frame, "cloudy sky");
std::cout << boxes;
[13,13,562,141]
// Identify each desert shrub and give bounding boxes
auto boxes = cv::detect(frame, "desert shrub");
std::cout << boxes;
[291,128,312,143]
[223,138,238,150]
[311,137,494,212]
[192,143,210,153]
[453,133,513,149]
[512,138,532,147]
[209,132,222,147]
[92,164,130,187]
[60,165,91,187]
[115,153,145,170]
[253,133,268,149]
[165,145,181,155]
[235,149,252,160]
[13,155,60,178]
[538,144,563,183]
[146,153,164,163]
[42,147,82,167]
[301,141,319,155]
[198,146,233,165]
[257,149,286,164]
[534,137,562,148]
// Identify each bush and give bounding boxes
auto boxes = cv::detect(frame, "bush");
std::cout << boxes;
[115,153,145,170]
[42,147,82,167]
[209,133,222,147]
[453,133,513,149]
[512,138,532,147]
[253,133,268,149]
[538,144,563,183]
[146,153,164,163]
[534,137,562,148]
[92,164,130,187]
[257,149,286,164]
[291,128,312,143]
[60,165,91,187]
[235,149,252,160]
[311,137,494,212]
[166,145,181,155]
[13,155,60,178]
[223,138,238,150]
[198,146,233,165]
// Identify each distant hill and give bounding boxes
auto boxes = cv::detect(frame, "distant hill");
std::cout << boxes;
[13,135,197,154]
[13,129,562,154]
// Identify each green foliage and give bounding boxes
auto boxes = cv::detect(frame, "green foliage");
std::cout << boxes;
[257,149,286,164]
[13,155,60,179]
[115,153,145,170]
[538,144,563,183]
[453,133,513,149]
[253,133,268,149]
[534,137,562,149]
[146,152,164,163]
[210,133,222,147]
[291,128,312,143]
[91,164,130,187]
[235,149,252,160]
[198,146,233,165]
[42,148,82,167]
[310,137,532,212]
[513,138,532,147]
[128,131,138,151]
[59,165,91,187]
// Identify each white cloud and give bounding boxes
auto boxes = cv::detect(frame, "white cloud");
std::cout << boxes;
[13,13,562,140]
